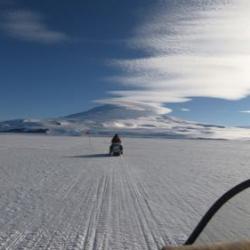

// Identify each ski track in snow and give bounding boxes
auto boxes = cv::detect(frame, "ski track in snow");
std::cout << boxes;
[0,134,250,249]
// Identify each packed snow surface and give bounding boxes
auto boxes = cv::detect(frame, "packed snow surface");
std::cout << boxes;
[0,134,250,249]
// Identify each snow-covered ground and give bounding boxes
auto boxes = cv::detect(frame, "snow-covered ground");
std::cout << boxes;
[0,134,249,249]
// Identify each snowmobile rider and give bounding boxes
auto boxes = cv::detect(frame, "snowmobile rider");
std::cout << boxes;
[109,134,123,155]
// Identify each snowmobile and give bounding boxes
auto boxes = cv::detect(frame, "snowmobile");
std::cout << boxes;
[162,179,250,250]
[109,143,123,156]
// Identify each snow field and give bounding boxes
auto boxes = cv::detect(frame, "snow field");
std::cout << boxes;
[0,134,250,249]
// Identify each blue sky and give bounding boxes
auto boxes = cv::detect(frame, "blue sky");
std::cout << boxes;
[1,0,250,126]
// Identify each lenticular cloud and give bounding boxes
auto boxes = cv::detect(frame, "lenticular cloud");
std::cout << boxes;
[101,0,250,114]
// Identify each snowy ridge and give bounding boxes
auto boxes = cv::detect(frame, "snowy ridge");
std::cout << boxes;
[0,105,250,140]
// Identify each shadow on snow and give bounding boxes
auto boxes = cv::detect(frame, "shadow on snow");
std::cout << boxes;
[67,153,110,158]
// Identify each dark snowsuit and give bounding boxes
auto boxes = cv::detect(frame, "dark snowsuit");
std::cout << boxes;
[111,134,121,144]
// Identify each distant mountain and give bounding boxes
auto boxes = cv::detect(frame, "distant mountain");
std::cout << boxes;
[0,105,250,140]
[64,105,154,121]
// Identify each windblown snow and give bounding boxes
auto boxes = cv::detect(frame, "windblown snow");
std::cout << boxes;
[0,134,249,249]
[1,105,250,140]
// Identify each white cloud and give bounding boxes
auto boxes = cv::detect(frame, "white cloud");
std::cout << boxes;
[101,0,250,114]
[180,108,190,112]
[240,110,250,114]
[95,98,172,115]
[2,10,69,44]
